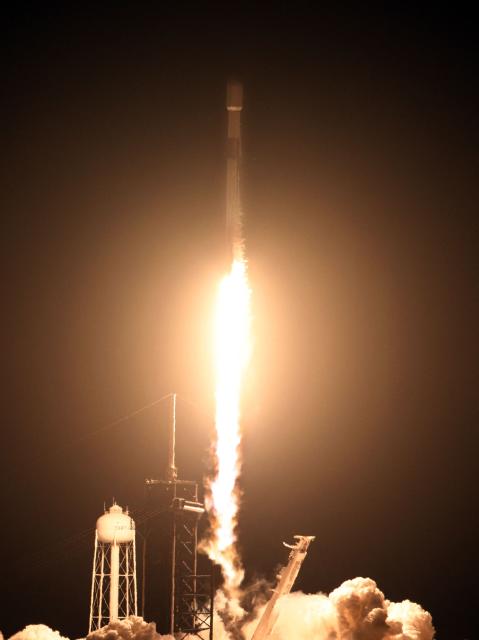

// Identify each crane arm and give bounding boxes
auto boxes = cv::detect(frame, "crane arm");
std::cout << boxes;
[250,535,315,640]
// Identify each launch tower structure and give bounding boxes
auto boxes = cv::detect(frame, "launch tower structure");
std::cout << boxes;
[146,394,213,640]
[89,503,138,632]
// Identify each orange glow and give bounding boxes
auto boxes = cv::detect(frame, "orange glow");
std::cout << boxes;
[204,256,251,595]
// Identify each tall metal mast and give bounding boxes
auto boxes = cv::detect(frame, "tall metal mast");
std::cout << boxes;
[146,393,213,639]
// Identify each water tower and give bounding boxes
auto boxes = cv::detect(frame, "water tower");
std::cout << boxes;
[89,502,138,631]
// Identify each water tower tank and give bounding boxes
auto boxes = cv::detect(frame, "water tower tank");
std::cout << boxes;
[96,503,135,543]
[89,502,137,631]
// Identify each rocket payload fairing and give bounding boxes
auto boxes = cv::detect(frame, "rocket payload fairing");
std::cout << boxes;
[226,80,243,260]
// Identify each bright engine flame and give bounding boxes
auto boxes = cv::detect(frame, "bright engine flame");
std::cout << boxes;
[205,256,251,596]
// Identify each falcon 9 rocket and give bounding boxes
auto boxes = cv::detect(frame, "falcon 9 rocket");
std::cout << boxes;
[226,80,244,260]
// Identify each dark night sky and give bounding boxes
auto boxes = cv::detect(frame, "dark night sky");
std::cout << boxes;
[1,5,478,639]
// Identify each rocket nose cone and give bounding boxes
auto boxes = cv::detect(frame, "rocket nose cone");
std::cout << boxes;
[227,80,243,110]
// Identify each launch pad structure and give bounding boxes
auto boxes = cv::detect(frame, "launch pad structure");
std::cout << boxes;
[146,394,213,640]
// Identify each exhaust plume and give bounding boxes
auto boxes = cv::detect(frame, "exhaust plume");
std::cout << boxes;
[4,578,435,640]
[202,254,251,617]
[201,80,250,625]
[245,577,435,640]
[8,626,69,640]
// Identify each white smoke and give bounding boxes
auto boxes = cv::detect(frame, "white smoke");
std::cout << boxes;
[4,619,167,640]
[4,578,435,640]
[246,577,435,640]
[5,617,211,640]
[387,600,435,640]
[8,625,69,640]
[86,616,224,640]
[86,617,167,640]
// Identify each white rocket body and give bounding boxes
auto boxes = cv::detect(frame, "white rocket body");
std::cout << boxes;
[226,81,243,260]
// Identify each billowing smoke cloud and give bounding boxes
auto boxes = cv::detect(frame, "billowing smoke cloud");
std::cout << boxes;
[3,578,435,640]
[387,600,436,640]
[8,626,69,640]
[86,617,167,640]
[5,619,171,640]
[213,576,273,640]
[248,577,435,640]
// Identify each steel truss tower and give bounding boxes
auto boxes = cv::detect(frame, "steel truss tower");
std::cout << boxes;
[146,479,213,639]
[172,482,213,639]
[146,394,213,639]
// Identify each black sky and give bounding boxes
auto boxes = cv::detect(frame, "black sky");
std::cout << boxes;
[1,5,478,639]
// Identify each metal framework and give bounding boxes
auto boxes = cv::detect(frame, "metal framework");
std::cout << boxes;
[172,483,213,640]
[89,532,138,631]
[144,393,213,638]
[146,478,213,640]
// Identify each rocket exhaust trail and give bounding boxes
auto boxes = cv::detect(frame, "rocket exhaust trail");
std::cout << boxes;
[203,80,251,619]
